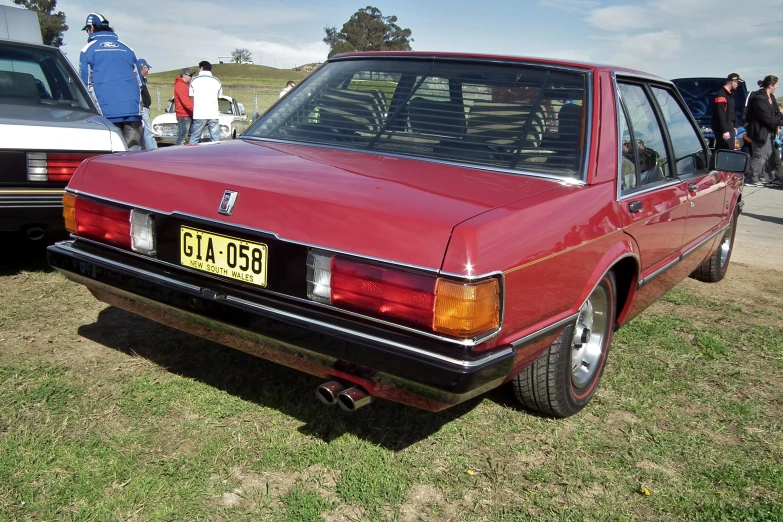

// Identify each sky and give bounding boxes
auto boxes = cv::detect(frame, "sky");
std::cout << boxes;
[3,0,782,82]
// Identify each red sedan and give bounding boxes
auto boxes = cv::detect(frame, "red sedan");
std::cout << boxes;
[48,52,748,417]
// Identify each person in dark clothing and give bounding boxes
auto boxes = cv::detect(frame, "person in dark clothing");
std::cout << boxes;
[636,139,659,172]
[712,73,743,151]
[137,59,157,150]
[745,75,783,186]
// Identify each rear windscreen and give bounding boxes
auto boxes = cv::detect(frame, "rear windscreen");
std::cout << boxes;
[0,42,96,112]
[247,59,590,179]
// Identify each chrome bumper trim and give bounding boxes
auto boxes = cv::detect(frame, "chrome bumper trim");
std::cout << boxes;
[50,241,513,371]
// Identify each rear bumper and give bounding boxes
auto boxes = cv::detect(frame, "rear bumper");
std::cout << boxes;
[47,240,516,410]
[0,189,65,232]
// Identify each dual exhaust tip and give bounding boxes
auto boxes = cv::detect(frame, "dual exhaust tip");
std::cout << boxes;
[316,381,373,412]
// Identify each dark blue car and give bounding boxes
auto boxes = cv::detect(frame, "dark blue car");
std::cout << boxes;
[672,77,748,150]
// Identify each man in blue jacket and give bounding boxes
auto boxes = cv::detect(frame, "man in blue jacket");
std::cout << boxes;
[79,13,143,150]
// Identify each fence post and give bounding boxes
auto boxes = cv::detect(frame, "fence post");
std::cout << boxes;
[254,89,258,114]
[156,85,160,111]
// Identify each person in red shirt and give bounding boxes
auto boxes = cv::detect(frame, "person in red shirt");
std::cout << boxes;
[174,68,194,145]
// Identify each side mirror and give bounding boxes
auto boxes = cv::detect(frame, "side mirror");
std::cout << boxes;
[714,149,749,173]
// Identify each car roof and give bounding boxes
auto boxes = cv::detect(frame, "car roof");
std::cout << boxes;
[329,51,665,81]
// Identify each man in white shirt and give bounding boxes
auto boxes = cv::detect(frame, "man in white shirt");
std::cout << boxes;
[279,80,296,98]
[189,61,223,143]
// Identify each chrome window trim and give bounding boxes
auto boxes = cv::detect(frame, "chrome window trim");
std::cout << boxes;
[330,54,596,74]
[245,59,593,183]
[612,71,713,202]
[617,177,683,201]
[52,241,513,368]
[239,136,587,186]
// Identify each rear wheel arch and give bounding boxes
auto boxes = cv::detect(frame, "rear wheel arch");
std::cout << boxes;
[578,239,639,327]
[609,255,640,326]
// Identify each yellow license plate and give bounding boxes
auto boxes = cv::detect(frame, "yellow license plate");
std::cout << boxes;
[180,226,268,287]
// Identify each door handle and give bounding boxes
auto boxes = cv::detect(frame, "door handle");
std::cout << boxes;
[629,201,643,214]
[688,183,698,192]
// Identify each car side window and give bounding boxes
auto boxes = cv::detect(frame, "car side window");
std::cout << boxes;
[651,86,708,175]
[618,106,639,191]
[618,83,670,187]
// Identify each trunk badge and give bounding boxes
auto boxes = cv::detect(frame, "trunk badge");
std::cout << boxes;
[218,190,239,216]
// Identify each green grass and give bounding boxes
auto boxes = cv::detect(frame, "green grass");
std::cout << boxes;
[1,267,782,521]
[145,63,312,118]
[146,63,310,88]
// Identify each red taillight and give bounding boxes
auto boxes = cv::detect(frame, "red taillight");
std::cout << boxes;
[70,195,131,249]
[307,252,502,338]
[331,257,436,328]
[27,152,99,183]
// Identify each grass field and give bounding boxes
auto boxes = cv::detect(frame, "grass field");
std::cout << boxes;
[1,241,782,521]
[144,63,312,119]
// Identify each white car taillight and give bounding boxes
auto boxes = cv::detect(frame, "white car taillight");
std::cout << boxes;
[130,210,156,254]
[26,152,48,181]
[306,251,332,304]
[27,152,99,182]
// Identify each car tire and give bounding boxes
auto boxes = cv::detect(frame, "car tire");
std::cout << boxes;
[689,207,738,283]
[512,271,616,418]
[232,129,237,139]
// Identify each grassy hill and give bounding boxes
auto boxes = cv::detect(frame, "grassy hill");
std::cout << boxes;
[146,63,311,88]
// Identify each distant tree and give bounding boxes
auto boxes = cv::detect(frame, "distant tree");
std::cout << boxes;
[231,48,252,63]
[323,6,413,58]
[12,0,68,47]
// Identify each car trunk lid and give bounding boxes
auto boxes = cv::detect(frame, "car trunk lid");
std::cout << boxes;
[70,139,560,269]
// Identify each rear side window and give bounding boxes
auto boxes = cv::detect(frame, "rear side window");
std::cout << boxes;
[651,86,707,175]
[617,83,670,190]
[249,59,590,179]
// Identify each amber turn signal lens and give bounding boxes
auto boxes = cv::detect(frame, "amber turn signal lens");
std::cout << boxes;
[433,278,500,337]
[63,193,76,233]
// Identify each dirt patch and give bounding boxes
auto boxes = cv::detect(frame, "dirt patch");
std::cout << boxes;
[399,484,456,522]
[668,263,783,314]
[213,464,343,512]
[636,460,678,479]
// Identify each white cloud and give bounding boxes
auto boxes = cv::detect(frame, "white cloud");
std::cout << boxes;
[531,48,593,62]
[602,31,683,71]
[563,0,783,79]
[0,0,330,71]
[586,6,652,32]
[536,0,599,14]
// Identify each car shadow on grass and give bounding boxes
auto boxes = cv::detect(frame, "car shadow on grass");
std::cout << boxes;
[0,232,62,275]
[77,306,485,450]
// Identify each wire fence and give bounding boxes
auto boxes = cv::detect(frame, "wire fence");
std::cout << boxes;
[147,84,280,118]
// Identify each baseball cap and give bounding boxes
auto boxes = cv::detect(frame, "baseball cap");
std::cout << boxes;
[82,12,109,31]
[181,68,194,76]
[727,73,744,83]
[137,59,151,70]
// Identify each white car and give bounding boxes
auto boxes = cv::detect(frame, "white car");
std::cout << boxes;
[151,95,250,145]
[0,35,126,239]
